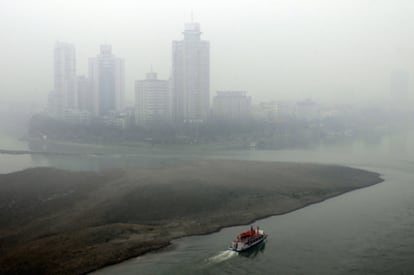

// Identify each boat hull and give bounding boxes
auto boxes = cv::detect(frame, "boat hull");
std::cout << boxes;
[229,234,267,252]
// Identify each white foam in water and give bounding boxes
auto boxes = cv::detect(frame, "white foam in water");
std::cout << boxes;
[208,250,237,263]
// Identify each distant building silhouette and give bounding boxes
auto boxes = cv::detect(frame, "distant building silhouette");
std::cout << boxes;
[135,72,169,124]
[390,70,410,108]
[76,75,92,113]
[295,99,320,121]
[171,22,210,123]
[89,45,124,116]
[49,41,77,117]
[212,91,251,120]
[254,101,278,121]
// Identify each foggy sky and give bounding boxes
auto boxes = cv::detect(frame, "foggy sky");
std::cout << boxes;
[2,0,414,106]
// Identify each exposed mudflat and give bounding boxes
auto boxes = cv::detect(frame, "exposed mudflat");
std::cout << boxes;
[0,160,382,274]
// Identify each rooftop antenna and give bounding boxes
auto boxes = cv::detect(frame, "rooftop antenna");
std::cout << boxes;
[150,64,153,73]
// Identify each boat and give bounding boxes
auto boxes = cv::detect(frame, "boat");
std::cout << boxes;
[229,226,267,252]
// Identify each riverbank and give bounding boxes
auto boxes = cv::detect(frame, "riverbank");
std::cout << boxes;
[0,160,383,274]
[0,148,86,156]
[25,135,248,156]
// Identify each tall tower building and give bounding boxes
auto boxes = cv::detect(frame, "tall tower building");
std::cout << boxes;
[50,41,77,116]
[135,72,169,124]
[172,22,210,123]
[89,45,124,116]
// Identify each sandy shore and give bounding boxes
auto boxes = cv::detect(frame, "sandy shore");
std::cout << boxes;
[0,160,382,274]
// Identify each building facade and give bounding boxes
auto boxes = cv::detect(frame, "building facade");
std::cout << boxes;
[49,41,77,116]
[135,72,169,125]
[212,91,251,120]
[76,75,92,113]
[171,22,210,123]
[89,45,124,117]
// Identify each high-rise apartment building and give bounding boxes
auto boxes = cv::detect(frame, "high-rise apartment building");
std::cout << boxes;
[212,91,251,120]
[89,45,124,116]
[76,75,92,112]
[49,41,77,116]
[135,72,169,124]
[171,22,210,123]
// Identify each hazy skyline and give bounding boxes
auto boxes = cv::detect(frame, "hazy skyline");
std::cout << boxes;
[2,0,414,106]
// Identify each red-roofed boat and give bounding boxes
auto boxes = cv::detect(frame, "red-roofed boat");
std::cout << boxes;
[229,226,267,252]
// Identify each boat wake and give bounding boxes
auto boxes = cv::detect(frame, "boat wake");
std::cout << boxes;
[207,250,237,263]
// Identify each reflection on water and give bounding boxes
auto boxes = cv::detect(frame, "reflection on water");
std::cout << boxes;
[238,242,266,258]
[94,130,414,275]
[0,133,29,151]
[2,130,414,273]
[0,154,45,174]
[0,129,413,174]
[19,130,414,175]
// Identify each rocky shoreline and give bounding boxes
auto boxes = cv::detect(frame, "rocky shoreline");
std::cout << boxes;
[0,160,383,274]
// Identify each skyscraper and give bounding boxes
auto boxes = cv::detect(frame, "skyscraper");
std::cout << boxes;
[49,41,77,116]
[172,22,210,123]
[89,45,124,116]
[135,72,169,124]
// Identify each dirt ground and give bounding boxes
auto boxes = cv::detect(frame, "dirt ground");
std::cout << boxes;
[0,160,382,274]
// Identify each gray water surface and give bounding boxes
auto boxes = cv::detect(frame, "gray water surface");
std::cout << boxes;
[94,132,414,275]
[1,131,414,274]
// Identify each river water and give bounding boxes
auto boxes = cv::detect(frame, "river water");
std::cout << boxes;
[1,130,414,274]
